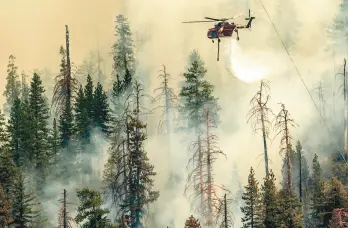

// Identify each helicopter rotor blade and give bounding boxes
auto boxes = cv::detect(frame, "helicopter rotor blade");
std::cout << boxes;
[182,20,216,23]
[204,17,222,21]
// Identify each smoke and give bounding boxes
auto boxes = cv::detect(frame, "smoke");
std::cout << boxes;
[0,0,346,227]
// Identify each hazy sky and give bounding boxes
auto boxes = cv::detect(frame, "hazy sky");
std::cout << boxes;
[0,0,125,103]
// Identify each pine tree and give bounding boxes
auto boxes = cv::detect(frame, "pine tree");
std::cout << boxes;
[0,147,18,199]
[75,188,111,227]
[179,56,219,131]
[112,15,136,81]
[185,215,201,228]
[21,71,29,101]
[309,154,325,227]
[3,55,21,113]
[28,73,50,193]
[261,170,279,228]
[241,167,262,227]
[322,177,348,226]
[0,184,14,227]
[92,82,110,136]
[84,74,94,120]
[48,118,60,165]
[277,189,303,227]
[74,85,91,143]
[7,98,27,168]
[119,82,159,227]
[0,109,8,149]
[11,172,40,228]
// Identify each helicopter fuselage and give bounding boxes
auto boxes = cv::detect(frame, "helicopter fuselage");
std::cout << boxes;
[207,22,236,39]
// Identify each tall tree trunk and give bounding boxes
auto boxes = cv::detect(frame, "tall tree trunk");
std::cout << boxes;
[65,25,71,101]
[344,59,348,158]
[205,110,213,227]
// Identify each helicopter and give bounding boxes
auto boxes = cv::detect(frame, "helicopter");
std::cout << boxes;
[182,9,256,61]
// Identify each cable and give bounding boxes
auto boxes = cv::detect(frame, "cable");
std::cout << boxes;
[257,0,347,163]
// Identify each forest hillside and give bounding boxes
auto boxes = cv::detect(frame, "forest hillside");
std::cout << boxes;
[0,0,347,227]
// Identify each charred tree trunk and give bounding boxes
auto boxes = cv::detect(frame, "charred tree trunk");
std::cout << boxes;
[205,110,213,226]
[275,103,297,194]
[224,194,227,228]
[65,25,72,101]
[247,80,272,177]
[344,59,348,158]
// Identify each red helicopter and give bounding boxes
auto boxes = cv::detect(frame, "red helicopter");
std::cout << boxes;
[182,9,256,61]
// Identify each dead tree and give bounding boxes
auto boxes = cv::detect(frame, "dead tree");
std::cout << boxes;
[215,194,234,228]
[313,81,326,118]
[247,80,273,176]
[153,65,178,135]
[57,189,74,228]
[52,25,79,115]
[185,109,227,227]
[274,103,297,193]
[329,208,348,227]
[335,59,348,158]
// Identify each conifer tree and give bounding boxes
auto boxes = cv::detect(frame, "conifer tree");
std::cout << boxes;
[3,55,21,113]
[7,98,27,168]
[241,167,262,227]
[21,71,29,101]
[0,184,13,227]
[0,147,18,199]
[309,154,325,227]
[75,188,111,227]
[112,15,136,80]
[185,215,201,228]
[84,74,94,120]
[322,177,348,226]
[28,73,50,193]
[123,81,159,227]
[48,118,60,166]
[74,85,91,143]
[179,54,219,131]
[11,172,40,228]
[261,170,279,228]
[277,189,303,227]
[92,82,110,136]
[0,109,8,149]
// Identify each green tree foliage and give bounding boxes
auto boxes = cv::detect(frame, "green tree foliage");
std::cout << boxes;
[0,183,14,227]
[48,118,60,165]
[93,82,110,136]
[309,154,326,227]
[74,85,92,143]
[179,54,219,132]
[322,177,348,226]
[241,167,262,227]
[3,55,21,113]
[28,73,50,192]
[84,74,94,120]
[75,188,111,227]
[277,189,303,227]
[112,15,136,80]
[261,170,279,228]
[0,147,18,199]
[7,98,27,168]
[11,172,40,228]
[0,109,8,149]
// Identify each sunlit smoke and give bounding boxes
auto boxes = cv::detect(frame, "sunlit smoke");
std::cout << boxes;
[229,39,268,83]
